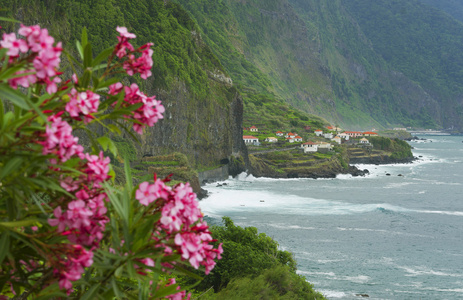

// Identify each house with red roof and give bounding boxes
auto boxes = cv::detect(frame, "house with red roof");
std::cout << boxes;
[243,135,259,145]
[363,131,378,136]
[343,131,363,138]
[314,129,323,137]
[250,126,258,132]
[276,131,284,137]
[285,132,296,138]
[294,135,303,142]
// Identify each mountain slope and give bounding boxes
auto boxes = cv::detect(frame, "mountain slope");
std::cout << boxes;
[0,0,247,169]
[176,0,463,131]
[418,0,463,23]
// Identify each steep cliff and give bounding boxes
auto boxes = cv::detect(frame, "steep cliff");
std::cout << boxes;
[0,0,249,175]
[175,0,463,131]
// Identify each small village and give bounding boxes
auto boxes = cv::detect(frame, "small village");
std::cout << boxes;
[243,125,380,153]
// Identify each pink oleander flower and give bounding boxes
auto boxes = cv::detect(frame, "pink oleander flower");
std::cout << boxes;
[115,26,135,58]
[65,88,100,118]
[85,151,111,184]
[165,278,191,300]
[108,82,123,95]
[8,70,37,89]
[42,115,84,163]
[48,206,67,232]
[0,32,28,56]
[135,178,172,206]
[122,43,154,79]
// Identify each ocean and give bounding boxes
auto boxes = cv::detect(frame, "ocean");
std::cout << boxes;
[199,135,463,299]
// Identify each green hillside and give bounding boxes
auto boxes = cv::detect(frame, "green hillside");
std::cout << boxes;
[175,0,463,131]
[418,0,463,23]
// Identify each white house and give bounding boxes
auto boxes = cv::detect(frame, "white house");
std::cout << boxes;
[359,138,370,144]
[314,129,323,137]
[250,126,258,132]
[243,135,259,145]
[286,137,295,143]
[276,131,284,137]
[363,131,378,137]
[323,133,333,139]
[317,142,332,152]
[285,132,296,138]
[265,137,278,143]
[331,136,342,144]
[344,131,363,138]
[294,135,303,142]
[338,133,350,140]
[301,141,318,153]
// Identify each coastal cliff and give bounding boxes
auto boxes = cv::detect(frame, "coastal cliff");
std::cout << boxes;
[0,0,250,193]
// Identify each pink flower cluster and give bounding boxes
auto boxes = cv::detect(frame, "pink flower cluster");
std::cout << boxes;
[135,178,223,275]
[47,150,110,289]
[0,25,62,94]
[109,82,165,134]
[42,114,84,164]
[53,245,94,291]
[114,27,154,79]
[165,278,191,300]
[65,88,100,123]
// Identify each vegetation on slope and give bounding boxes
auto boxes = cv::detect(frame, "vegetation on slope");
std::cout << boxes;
[176,0,463,131]
[344,0,463,129]
[0,0,245,170]
[181,217,326,299]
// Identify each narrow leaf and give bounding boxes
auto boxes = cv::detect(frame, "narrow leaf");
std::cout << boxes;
[92,47,114,67]
[0,84,30,110]
[83,43,92,68]
[79,283,101,300]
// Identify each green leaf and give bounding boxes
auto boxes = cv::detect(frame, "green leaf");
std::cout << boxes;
[0,157,22,180]
[95,77,121,91]
[108,139,118,157]
[93,47,114,67]
[0,219,39,228]
[0,100,4,129]
[81,27,88,49]
[0,84,30,110]
[79,283,101,300]
[97,136,111,151]
[0,232,9,265]
[0,17,20,23]
[83,43,92,68]
[76,40,84,61]
[152,283,180,298]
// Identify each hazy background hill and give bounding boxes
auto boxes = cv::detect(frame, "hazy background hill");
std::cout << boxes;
[418,0,463,23]
[176,0,463,131]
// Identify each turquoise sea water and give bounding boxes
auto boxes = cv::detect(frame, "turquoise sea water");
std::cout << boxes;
[199,135,463,299]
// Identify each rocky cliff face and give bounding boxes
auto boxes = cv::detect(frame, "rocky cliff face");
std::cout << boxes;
[1,0,249,174]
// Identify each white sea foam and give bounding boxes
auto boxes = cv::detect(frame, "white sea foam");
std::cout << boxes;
[416,209,463,216]
[319,290,348,298]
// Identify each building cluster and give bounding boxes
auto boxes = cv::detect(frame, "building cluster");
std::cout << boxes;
[242,125,378,152]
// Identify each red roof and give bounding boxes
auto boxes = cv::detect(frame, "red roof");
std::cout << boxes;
[286,137,294,140]
[326,126,334,130]
[314,129,323,132]
[303,141,317,145]
[288,133,296,136]
[276,131,283,134]
[295,136,302,139]
[243,135,258,139]
[363,131,378,135]
[250,126,257,129]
